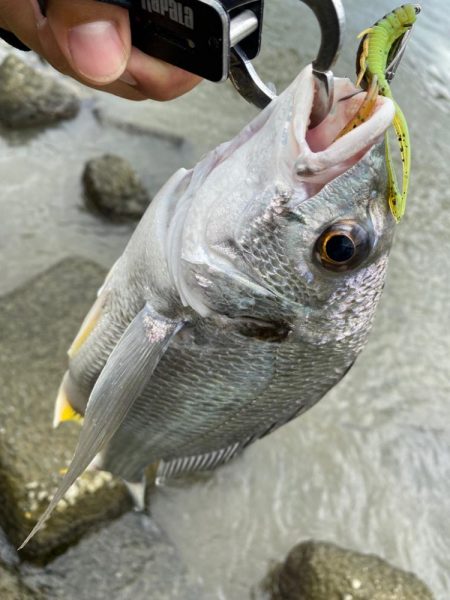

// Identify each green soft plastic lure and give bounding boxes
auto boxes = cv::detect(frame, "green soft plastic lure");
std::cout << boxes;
[356,4,420,221]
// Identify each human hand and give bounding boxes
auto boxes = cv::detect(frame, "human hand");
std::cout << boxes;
[0,0,201,100]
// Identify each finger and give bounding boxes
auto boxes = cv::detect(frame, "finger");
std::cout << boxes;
[46,0,201,98]
[0,0,201,100]
[36,14,147,99]
[127,47,201,101]
[45,0,131,85]
[0,0,46,52]
[32,4,147,99]
[86,78,148,100]
[0,0,143,99]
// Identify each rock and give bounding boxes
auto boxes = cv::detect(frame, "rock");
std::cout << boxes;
[260,541,434,600]
[83,154,151,220]
[0,55,79,128]
[0,563,42,600]
[0,525,19,567]
[0,258,131,562]
[22,512,203,600]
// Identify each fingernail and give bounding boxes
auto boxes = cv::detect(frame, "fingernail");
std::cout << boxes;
[68,21,126,82]
[119,70,137,86]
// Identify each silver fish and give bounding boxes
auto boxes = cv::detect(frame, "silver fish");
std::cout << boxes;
[22,64,396,546]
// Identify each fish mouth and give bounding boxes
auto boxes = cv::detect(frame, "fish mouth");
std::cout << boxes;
[292,65,396,182]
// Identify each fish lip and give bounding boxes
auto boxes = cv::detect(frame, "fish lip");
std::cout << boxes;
[292,65,396,179]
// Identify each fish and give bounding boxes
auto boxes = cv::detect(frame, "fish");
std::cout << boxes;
[21,63,397,547]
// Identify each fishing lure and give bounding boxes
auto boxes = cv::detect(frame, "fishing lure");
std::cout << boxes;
[342,4,420,221]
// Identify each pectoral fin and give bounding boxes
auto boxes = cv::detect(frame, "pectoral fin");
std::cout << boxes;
[19,303,183,549]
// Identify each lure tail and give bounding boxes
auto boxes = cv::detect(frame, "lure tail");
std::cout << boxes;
[349,4,420,221]
[386,101,411,221]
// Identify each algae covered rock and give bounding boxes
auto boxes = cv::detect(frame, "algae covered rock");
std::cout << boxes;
[83,154,151,220]
[261,541,433,600]
[0,54,79,128]
[0,258,131,561]
[22,512,203,600]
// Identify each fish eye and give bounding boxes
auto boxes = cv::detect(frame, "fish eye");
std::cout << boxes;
[315,221,371,272]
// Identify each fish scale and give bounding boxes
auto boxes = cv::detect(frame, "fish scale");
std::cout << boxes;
[100,259,382,482]
[101,324,276,478]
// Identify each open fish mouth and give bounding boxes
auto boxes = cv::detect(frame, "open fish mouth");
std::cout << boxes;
[291,65,396,184]
[306,79,393,152]
[162,65,395,202]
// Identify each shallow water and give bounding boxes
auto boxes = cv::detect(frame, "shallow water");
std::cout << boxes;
[0,80,193,296]
[1,0,449,598]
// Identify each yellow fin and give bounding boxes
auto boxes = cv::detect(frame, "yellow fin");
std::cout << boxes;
[68,293,105,359]
[53,376,83,428]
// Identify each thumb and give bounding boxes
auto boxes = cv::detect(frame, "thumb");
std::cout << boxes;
[45,0,131,85]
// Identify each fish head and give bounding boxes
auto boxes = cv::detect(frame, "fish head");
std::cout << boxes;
[176,65,396,343]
